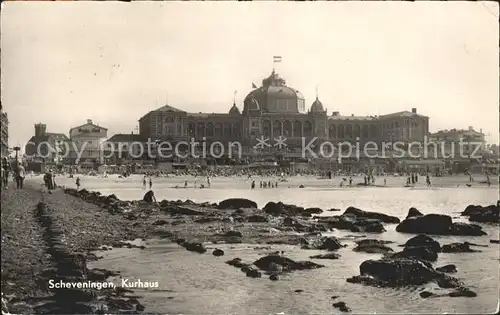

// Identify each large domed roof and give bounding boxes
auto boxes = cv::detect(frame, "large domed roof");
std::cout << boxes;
[243,70,305,114]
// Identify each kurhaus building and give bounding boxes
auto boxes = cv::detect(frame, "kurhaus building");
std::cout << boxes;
[138,69,429,158]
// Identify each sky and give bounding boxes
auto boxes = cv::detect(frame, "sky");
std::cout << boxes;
[1,1,499,150]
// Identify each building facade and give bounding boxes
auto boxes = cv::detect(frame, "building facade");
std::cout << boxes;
[67,119,108,167]
[138,69,430,161]
[25,123,70,163]
[0,103,8,157]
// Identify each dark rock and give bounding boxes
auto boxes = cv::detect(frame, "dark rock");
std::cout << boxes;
[246,215,268,223]
[164,205,204,215]
[461,204,499,223]
[406,207,423,219]
[339,306,351,312]
[245,267,262,278]
[390,246,438,262]
[328,208,341,212]
[403,234,441,253]
[490,239,500,244]
[181,242,207,254]
[353,239,393,254]
[436,264,457,273]
[218,198,257,210]
[253,255,324,272]
[152,219,168,226]
[136,303,145,311]
[333,301,346,308]
[317,215,387,233]
[419,291,435,298]
[436,276,463,288]
[225,258,248,268]
[294,289,304,293]
[212,249,224,256]
[223,231,242,237]
[355,258,438,286]
[448,288,477,297]
[441,242,479,253]
[309,253,341,259]
[343,206,400,224]
[304,207,323,214]
[269,274,279,281]
[301,236,343,251]
[396,214,487,236]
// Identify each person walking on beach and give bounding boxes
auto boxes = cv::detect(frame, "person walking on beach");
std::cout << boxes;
[251,180,255,189]
[207,176,211,188]
[143,190,156,203]
[149,177,153,189]
[384,178,387,186]
[184,180,188,188]
[76,177,81,190]
[426,174,431,187]
[15,163,26,189]
[142,176,147,189]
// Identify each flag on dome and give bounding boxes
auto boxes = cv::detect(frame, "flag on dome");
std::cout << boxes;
[273,56,282,63]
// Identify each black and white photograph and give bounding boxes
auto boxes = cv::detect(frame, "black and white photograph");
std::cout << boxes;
[1,1,499,314]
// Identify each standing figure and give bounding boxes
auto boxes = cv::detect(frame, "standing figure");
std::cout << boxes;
[149,177,153,189]
[76,177,81,190]
[251,180,255,189]
[16,163,26,189]
[142,176,147,189]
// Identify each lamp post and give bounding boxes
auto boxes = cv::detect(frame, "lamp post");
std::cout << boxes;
[13,146,20,162]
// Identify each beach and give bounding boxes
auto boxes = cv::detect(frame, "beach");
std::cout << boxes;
[1,174,499,314]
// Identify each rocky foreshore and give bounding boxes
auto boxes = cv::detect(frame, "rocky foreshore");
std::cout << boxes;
[2,183,498,313]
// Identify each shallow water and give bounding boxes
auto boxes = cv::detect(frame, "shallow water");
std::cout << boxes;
[59,175,499,314]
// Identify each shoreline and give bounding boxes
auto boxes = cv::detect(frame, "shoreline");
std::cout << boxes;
[1,179,499,313]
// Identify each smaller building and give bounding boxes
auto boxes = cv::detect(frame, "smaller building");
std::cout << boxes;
[104,133,149,164]
[428,126,486,159]
[67,119,108,167]
[25,123,70,163]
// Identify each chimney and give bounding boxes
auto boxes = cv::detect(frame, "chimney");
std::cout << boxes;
[332,111,339,116]
[35,123,47,137]
[87,119,92,124]
[411,108,417,114]
[351,114,354,117]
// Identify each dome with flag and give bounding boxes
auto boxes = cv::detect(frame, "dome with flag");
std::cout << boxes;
[229,103,241,115]
[243,70,305,114]
[310,97,325,112]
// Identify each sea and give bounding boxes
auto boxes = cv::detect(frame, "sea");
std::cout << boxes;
[54,174,499,314]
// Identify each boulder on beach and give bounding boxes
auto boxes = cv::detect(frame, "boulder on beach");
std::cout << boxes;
[346,257,466,289]
[343,207,401,224]
[253,255,325,272]
[178,241,207,254]
[461,204,499,223]
[436,264,457,273]
[301,236,343,251]
[353,239,394,254]
[389,246,438,262]
[263,202,303,217]
[396,213,487,236]
[309,253,341,260]
[212,249,224,256]
[403,234,441,253]
[406,207,423,219]
[316,215,386,233]
[348,258,438,286]
[218,198,258,210]
[441,242,480,253]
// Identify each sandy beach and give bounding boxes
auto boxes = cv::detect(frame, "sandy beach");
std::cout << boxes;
[1,173,498,314]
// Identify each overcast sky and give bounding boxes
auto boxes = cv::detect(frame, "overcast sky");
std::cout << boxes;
[1,1,499,148]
